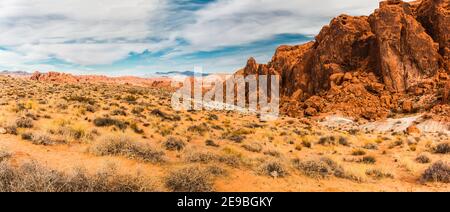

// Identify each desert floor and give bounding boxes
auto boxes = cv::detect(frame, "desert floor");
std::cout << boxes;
[0,76,448,192]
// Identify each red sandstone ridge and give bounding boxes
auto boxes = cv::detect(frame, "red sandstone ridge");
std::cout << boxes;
[30,71,171,88]
[238,0,449,121]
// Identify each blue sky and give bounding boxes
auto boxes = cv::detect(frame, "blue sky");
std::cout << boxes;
[0,0,385,76]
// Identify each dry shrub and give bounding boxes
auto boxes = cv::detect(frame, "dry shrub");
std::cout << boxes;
[416,154,431,164]
[433,143,450,154]
[365,169,394,180]
[165,166,214,192]
[15,117,33,128]
[421,161,450,183]
[293,157,359,181]
[242,142,263,153]
[258,160,288,178]
[93,117,127,130]
[0,160,153,192]
[91,135,165,163]
[163,137,186,151]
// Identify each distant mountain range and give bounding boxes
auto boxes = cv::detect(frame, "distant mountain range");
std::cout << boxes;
[154,71,210,77]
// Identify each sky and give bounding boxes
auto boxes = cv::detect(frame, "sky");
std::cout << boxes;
[0,0,385,76]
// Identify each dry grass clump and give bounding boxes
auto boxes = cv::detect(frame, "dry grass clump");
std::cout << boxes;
[165,166,214,192]
[187,124,209,136]
[150,109,181,121]
[292,157,359,181]
[0,149,11,162]
[90,135,165,163]
[93,117,127,130]
[416,153,431,164]
[184,149,241,167]
[318,136,337,146]
[359,156,376,164]
[184,150,218,164]
[258,160,288,178]
[21,132,65,146]
[242,142,263,153]
[15,117,33,128]
[205,139,219,147]
[421,161,450,183]
[365,169,394,180]
[163,137,186,151]
[0,160,153,192]
[432,143,450,154]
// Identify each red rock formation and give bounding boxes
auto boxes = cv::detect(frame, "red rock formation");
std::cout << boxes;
[238,0,449,120]
[30,71,171,88]
[415,0,450,70]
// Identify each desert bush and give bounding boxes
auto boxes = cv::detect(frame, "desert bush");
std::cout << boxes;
[184,150,217,163]
[111,109,127,116]
[258,160,288,178]
[165,166,214,192]
[363,143,378,150]
[433,143,450,154]
[302,139,312,148]
[352,149,366,156]
[0,149,11,162]
[130,122,144,134]
[205,140,219,147]
[263,149,281,157]
[365,169,394,180]
[293,159,332,179]
[187,124,209,136]
[27,132,59,146]
[2,123,17,135]
[416,154,431,164]
[421,161,449,183]
[93,117,127,130]
[242,142,263,153]
[54,124,93,141]
[0,160,153,192]
[15,117,33,128]
[292,157,355,180]
[91,135,165,163]
[131,107,145,115]
[359,156,376,164]
[338,136,350,146]
[163,137,186,151]
[318,136,337,146]
[150,109,180,121]
[207,114,219,121]
[206,165,227,177]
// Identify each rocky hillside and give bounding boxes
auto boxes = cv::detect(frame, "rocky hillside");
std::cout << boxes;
[239,0,449,121]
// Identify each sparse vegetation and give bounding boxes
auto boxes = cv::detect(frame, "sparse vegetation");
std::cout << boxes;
[258,160,288,178]
[165,166,214,192]
[91,135,165,163]
[0,160,153,192]
[421,161,449,183]
[163,137,186,151]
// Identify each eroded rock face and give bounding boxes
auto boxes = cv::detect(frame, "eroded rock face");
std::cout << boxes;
[369,0,442,93]
[238,0,449,120]
[415,0,450,70]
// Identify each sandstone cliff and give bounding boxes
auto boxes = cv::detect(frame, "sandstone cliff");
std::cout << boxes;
[239,0,449,121]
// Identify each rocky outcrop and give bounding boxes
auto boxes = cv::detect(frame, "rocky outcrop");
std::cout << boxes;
[369,0,442,93]
[415,0,450,70]
[238,0,449,120]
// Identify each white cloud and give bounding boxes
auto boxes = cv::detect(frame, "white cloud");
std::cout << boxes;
[179,0,384,51]
[0,0,394,73]
[0,0,168,65]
